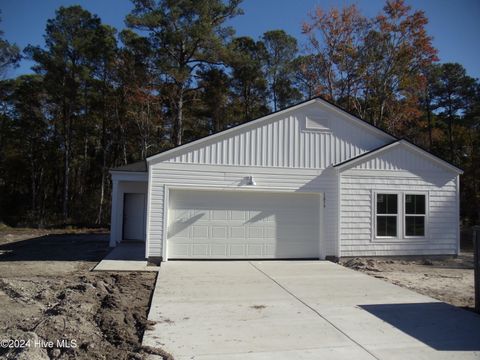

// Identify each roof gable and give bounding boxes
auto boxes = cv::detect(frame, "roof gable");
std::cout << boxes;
[148,98,394,169]
[335,140,463,174]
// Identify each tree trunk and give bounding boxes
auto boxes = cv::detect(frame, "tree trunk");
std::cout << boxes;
[448,102,454,162]
[448,116,454,162]
[97,118,107,225]
[63,138,70,222]
[426,93,433,150]
[175,87,184,146]
[97,163,106,225]
[272,77,277,112]
[62,101,70,223]
[31,161,36,215]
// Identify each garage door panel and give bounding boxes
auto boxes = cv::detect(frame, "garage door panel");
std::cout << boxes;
[231,210,246,220]
[211,244,227,256]
[247,244,263,256]
[247,227,264,238]
[169,243,190,257]
[212,226,227,238]
[167,190,320,259]
[230,244,246,256]
[192,244,209,256]
[192,225,208,238]
[230,227,246,238]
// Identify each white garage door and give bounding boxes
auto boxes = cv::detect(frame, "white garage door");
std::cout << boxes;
[167,190,321,259]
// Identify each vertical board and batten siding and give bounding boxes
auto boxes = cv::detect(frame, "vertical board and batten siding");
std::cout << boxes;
[147,101,394,258]
[163,105,387,169]
[339,145,459,256]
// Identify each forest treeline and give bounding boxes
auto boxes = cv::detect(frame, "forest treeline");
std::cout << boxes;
[0,0,478,227]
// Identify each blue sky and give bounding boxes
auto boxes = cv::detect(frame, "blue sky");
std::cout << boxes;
[1,0,479,79]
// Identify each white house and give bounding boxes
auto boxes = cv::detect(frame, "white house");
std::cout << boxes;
[109,97,462,263]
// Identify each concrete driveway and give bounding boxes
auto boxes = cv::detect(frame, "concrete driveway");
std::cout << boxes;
[143,261,480,360]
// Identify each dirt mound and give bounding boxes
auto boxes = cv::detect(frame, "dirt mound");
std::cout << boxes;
[0,232,173,360]
[0,272,171,359]
[0,273,172,359]
[342,257,380,272]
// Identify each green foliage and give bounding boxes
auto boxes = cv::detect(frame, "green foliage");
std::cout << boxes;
[0,0,478,227]
[126,0,243,145]
[0,13,21,78]
[261,30,301,110]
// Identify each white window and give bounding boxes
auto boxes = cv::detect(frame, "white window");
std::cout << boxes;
[376,193,398,237]
[405,194,426,237]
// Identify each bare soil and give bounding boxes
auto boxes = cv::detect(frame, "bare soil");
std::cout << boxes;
[341,254,475,309]
[0,229,172,360]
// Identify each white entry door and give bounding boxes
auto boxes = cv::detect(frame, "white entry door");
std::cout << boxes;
[167,190,321,259]
[123,193,146,241]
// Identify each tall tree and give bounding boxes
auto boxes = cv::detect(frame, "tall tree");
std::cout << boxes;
[115,29,159,165]
[431,63,476,161]
[302,0,438,131]
[89,25,119,224]
[25,6,117,222]
[461,82,480,225]
[0,13,21,78]
[291,54,324,99]
[126,0,242,146]
[196,67,231,134]
[361,0,438,130]
[229,36,269,122]
[261,30,299,110]
[418,64,442,150]
[302,3,367,111]
[8,75,49,222]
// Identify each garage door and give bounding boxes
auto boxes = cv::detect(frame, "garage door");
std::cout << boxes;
[167,190,321,259]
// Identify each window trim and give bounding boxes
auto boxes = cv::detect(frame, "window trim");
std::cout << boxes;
[374,192,400,239]
[371,190,430,243]
[403,192,428,239]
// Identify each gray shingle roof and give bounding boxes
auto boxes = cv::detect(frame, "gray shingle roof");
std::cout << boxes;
[110,160,147,172]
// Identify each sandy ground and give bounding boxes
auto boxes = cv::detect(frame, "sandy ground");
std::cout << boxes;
[0,228,476,358]
[0,229,172,360]
[341,254,475,309]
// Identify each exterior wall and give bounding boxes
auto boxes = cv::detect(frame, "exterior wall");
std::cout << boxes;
[157,102,390,169]
[146,163,338,259]
[109,173,148,248]
[146,101,394,259]
[339,146,459,257]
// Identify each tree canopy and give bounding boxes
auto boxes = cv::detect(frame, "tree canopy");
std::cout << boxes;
[0,0,478,226]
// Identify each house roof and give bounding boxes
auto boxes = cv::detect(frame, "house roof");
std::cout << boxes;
[112,96,462,175]
[333,139,463,174]
[110,160,147,172]
[146,96,396,163]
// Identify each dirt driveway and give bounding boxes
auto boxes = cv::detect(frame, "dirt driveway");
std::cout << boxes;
[144,261,480,360]
[0,229,170,360]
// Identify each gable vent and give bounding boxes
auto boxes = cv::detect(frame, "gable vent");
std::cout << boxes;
[305,114,330,131]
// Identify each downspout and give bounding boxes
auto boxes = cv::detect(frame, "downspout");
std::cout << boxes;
[336,167,342,260]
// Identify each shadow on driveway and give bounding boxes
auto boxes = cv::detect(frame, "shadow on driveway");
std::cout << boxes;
[360,302,480,351]
[0,233,109,262]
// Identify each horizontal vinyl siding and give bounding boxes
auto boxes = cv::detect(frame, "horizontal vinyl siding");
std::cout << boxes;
[340,170,458,257]
[147,163,339,258]
[147,182,164,257]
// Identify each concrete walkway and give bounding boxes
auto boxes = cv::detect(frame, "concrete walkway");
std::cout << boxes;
[93,242,159,272]
[143,261,480,360]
